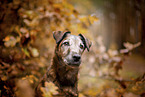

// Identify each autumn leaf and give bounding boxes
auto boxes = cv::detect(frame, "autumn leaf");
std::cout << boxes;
[79,15,98,27]
[20,27,29,34]
[3,36,20,47]
[88,15,98,24]
[22,75,38,84]
[3,36,10,41]
[22,48,30,57]
[123,42,141,51]
[28,47,39,57]
[1,76,7,81]
[40,82,58,97]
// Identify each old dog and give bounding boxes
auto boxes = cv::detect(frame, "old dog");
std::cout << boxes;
[36,31,91,97]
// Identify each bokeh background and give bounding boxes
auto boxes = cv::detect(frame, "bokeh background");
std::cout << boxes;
[0,0,145,97]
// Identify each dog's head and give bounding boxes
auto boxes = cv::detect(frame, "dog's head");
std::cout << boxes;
[53,31,92,67]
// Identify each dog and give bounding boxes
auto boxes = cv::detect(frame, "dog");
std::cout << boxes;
[36,31,91,97]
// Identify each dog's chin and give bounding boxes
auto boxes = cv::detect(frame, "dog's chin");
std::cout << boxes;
[63,59,81,67]
[68,61,81,67]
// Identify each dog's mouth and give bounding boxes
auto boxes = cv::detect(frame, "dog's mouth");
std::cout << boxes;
[63,58,81,67]
[68,61,81,67]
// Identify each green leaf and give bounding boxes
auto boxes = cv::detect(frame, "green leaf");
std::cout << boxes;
[22,48,30,57]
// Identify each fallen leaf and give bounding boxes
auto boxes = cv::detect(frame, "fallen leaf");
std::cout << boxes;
[40,82,58,97]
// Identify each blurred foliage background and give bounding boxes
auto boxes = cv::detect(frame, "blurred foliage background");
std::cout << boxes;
[0,0,145,97]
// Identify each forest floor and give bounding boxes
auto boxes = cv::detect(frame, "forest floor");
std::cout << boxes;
[121,53,145,79]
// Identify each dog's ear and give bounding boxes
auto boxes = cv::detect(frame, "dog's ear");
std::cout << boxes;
[79,34,92,51]
[53,31,71,44]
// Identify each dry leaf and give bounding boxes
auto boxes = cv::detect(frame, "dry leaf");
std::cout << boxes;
[40,82,58,97]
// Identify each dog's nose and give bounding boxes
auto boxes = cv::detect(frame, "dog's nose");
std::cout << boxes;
[73,54,81,62]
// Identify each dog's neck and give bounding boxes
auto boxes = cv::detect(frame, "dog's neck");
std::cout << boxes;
[52,50,79,87]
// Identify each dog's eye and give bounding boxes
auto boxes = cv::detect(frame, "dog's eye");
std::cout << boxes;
[80,44,84,49]
[63,42,70,46]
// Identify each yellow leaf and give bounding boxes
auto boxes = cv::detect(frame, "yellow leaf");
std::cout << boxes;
[79,15,98,27]
[2,76,7,81]
[21,75,38,84]
[41,82,58,97]
[88,15,98,24]
[3,36,10,41]
[45,82,58,95]
[30,47,39,57]
[22,48,30,57]
[3,36,20,47]
[79,16,90,27]
[53,3,63,9]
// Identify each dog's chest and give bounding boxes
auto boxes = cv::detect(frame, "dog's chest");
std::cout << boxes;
[56,67,78,86]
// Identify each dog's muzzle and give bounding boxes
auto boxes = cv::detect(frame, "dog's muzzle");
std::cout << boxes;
[73,54,81,62]
[70,54,81,66]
